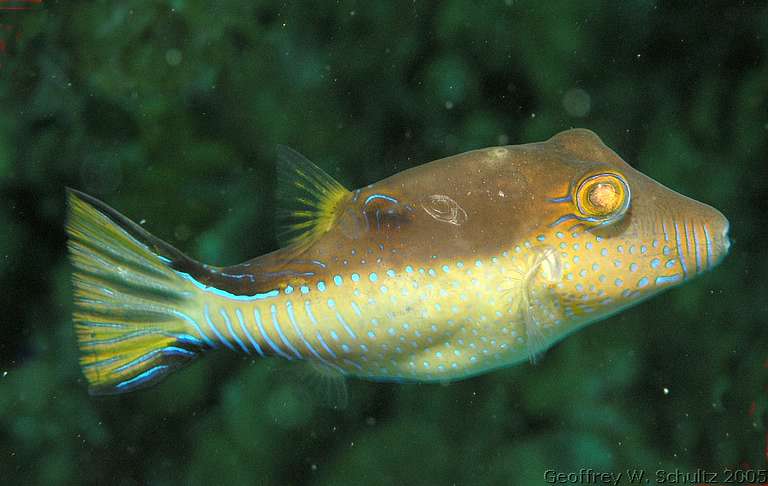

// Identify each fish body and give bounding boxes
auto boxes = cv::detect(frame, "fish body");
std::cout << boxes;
[67,129,730,394]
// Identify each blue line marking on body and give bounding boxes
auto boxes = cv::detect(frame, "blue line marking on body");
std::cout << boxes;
[342,358,363,371]
[350,301,362,317]
[682,221,695,273]
[673,222,689,278]
[114,347,195,374]
[204,304,236,351]
[171,310,216,348]
[177,271,279,301]
[176,334,205,347]
[115,365,169,390]
[220,308,249,354]
[364,193,399,206]
[692,224,702,272]
[271,304,302,359]
[548,214,578,227]
[316,332,338,359]
[655,275,681,285]
[253,307,291,359]
[703,224,713,268]
[285,301,330,365]
[304,301,319,326]
[236,308,264,356]
[335,308,357,340]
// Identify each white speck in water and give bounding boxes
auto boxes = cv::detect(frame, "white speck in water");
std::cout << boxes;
[662,387,669,395]
[2,371,6,377]
[445,100,454,109]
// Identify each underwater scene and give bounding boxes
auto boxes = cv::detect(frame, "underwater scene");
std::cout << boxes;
[1,1,768,485]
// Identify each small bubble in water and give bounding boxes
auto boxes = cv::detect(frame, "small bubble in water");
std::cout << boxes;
[165,48,182,66]
[562,88,591,117]
[663,387,669,395]
[445,101,454,109]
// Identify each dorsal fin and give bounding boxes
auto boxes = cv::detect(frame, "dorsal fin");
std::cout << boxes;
[276,146,351,248]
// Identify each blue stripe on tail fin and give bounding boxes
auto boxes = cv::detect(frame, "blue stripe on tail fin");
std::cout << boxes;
[66,189,208,395]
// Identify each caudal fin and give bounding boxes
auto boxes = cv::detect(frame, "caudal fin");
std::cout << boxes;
[66,189,208,395]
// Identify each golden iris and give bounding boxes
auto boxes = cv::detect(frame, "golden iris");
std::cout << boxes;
[574,172,630,223]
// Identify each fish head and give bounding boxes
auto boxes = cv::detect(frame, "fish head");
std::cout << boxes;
[513,129,730,324]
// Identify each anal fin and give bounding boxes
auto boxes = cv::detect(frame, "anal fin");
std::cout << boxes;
[287,361,348,410]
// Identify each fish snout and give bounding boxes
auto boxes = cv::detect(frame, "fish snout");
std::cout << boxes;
[667,207,730,279]
[715,212,731,260]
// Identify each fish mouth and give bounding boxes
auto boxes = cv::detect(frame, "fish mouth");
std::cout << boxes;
[721,218,731,255]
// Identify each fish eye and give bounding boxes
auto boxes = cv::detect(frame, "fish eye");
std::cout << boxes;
[574,172,630,223]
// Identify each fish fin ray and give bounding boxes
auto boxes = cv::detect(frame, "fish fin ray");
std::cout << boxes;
[505,246,562,364]
[276,145,352,249]
[287,361,348,410]
[523,247,563,363]
[67,189,207,395]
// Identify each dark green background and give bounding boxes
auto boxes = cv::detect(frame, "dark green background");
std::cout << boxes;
[1,1,767,484]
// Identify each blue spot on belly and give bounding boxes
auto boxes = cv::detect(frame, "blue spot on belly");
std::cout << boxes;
[656,275,681,285]
[333,275,343,286]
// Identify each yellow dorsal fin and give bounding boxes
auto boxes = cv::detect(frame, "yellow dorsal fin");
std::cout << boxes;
[276,145,351,248]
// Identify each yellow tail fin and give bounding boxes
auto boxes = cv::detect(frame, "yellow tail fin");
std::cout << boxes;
[66,189,207,395]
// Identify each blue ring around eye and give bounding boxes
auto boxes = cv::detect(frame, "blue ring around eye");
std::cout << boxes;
[574,172,630,224]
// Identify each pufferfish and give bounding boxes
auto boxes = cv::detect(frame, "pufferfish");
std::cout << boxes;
[66,129,730,396]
